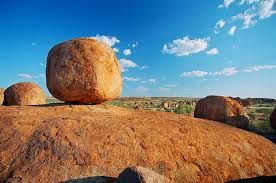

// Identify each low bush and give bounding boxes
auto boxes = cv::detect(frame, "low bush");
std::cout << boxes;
[173,105,193,116]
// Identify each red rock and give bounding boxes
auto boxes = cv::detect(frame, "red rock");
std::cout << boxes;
[0,88,4,105]
[3,82,45,106]
[46,38,122,104]
[229,97,252,107]
[270,108,276,130]
[194,96,249,129]
[116,166,169,183]
[0,105,275,183]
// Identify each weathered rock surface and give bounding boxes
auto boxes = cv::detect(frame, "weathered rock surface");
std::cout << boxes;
[229,97,252,107]
[116,166,169,183]
[270,108,276,130]
[194,96,249,129]
[46,38,122,104]
[3,82,45,106]
[0,88,4,105]
[0,105,275,183]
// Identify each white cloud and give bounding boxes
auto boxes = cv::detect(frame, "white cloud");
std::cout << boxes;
[113,47,119,53]
[215,19,226,29]
[17,74,33,79]
[40,62,45,67]
[123,49,132,56]
[119,59,138,72]
[93,34,120,47]
[239,0,260,5]
[181,64,275,79]
[17,73,44,79]
[243,65,276,72]
[132,42,139,48]
[162,36,209,56]
[180,71,209,77]
[214,30,220,34]
[31,42,38,46]
[123,77,140,82]
[181,68,238,78]
[228,26,237,35]
[140,65,149,70]
[212,67,238,76]
[259,0,276,19]
[230,0,276,29]
[148,78,156,83]
[206,48,219,55]
[232,10,257,29]
[219,0,236,8]
[163,84,176,87]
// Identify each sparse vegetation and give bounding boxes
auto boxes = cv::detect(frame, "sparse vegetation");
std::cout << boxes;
[173,105,193,115]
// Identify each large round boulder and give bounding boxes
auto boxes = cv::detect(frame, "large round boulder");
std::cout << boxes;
[194,96,249,129]
[4,82,45,106]
[0,88,4,105]
[46,38,122,104]
[270,108,276,130]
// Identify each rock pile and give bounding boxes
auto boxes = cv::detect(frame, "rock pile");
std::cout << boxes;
[270,108,276,130]
[0,105,275,183]
[194,96,249,129]
[0,88,4,105]
[46,38,122,104]
[3,82,45,106]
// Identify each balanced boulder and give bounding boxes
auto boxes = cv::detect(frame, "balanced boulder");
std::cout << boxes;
[4,82,45,106]
[46,38,122,104]
[270,108,276,130]
[194,96,249,129]
[116,166,169,183]
[0,88,4,105]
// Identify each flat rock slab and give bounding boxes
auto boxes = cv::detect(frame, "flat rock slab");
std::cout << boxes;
[0,105,275,183]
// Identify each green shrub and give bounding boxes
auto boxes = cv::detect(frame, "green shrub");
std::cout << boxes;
[248,113,256,120]
[255,108,273,116]
[173,105,193,116]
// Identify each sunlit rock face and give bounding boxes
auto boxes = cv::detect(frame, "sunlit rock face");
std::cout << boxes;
[46,38,122,104]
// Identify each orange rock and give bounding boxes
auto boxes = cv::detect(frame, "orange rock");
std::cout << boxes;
[270,108,276,130]
[46,38,122,104]
[0,105,275,183]
[0,88,4,105]
[194,96,249,129]
[3,82,45,106]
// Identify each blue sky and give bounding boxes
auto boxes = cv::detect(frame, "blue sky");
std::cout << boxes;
[0,0,276,98]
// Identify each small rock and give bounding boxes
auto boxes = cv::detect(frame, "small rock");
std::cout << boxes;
[4,82,45,106]
[116,166,169,183]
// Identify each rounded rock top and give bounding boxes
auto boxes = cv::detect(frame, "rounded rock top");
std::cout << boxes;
[194,95,249,129]
[4,82,46,106]
[46,38,122,104]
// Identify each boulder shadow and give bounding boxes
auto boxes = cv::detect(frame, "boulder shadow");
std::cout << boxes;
[32,102,99,107]
[227,175,276,183]
[61,176,116,183]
